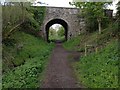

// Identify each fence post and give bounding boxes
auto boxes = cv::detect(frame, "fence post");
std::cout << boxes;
[85,43,87,56]
[95,47,98,53]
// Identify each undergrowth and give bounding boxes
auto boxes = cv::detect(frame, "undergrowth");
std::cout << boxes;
[63,22,119,88]
[63,22,118,52]
[74,39,119,88]
[2,31,55,88]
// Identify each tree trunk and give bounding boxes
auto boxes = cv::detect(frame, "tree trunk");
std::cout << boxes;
[97,18,102,34]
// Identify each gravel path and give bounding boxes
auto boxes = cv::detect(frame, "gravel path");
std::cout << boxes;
[41,43,79,88]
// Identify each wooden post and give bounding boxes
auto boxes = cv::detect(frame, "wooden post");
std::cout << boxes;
[85,43,87,56]
[95,47,98,53]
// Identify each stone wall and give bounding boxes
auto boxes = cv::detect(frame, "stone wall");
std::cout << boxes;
[40,6,86,40]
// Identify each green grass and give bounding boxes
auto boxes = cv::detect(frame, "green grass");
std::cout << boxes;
[63,22,118,52]
[2,31,55,88]
[56,36,65,41]
[49,32,65,41]
[49,35,65,41]
[63,36,81,51]
[63,22,119,88]
[73,39,119,88]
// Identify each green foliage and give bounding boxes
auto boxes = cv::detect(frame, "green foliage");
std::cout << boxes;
[49,27,57,36]
[2,3,24,29]
[63,21,118,51]
[49,27,57,41]
[2,2,50,88]
[85,17,98,33]
[3,31,52,72]
[74,40,118,88]
[3,57,45,88]
[63,19,119,88]
[2,31,55,88]
[63,36,81,51]
[21,6,46,35]
[116,1,120,19]
[33,6,46,26]
[2,2,29,40]
[71,2,112,33]
[49,26,65,42]
[57,26,65,37]
[2,3,46,41]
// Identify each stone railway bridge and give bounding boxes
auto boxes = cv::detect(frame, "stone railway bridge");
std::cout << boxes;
[40,6,85,42]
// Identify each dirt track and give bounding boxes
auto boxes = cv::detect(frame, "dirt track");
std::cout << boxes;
[41,43,80,88]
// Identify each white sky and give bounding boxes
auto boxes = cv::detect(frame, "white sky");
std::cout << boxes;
[50,24,62,31]
[33,0,74,7]
[33,0,119,14]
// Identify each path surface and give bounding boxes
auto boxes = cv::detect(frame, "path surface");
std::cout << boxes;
[41,43,79,88]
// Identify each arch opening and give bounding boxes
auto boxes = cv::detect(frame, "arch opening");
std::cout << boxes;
[49,24,65,42]
[45,19,68,42]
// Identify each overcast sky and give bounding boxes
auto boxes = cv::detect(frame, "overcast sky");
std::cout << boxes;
[33,0,118,14]
[1,0,118,12]
[33,0,74,7]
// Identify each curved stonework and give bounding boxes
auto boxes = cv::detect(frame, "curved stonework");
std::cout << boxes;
[40,6,85,41]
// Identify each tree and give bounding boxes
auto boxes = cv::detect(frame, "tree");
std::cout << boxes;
[116,1,120,20]
[2,1,46,43]
[70,2,112,34]
[2,2,26,40]
[57,26,65,37]
[116,1,120,37]
[49,27,56,36]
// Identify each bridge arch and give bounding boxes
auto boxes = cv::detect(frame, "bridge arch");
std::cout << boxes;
[41,7,86,41]
[45,18,68,42]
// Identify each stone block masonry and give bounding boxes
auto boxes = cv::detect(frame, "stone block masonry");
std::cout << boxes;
[40,6,86,41]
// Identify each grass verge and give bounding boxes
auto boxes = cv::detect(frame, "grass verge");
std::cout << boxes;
[73,39,119,88]
[2,31,55,88]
